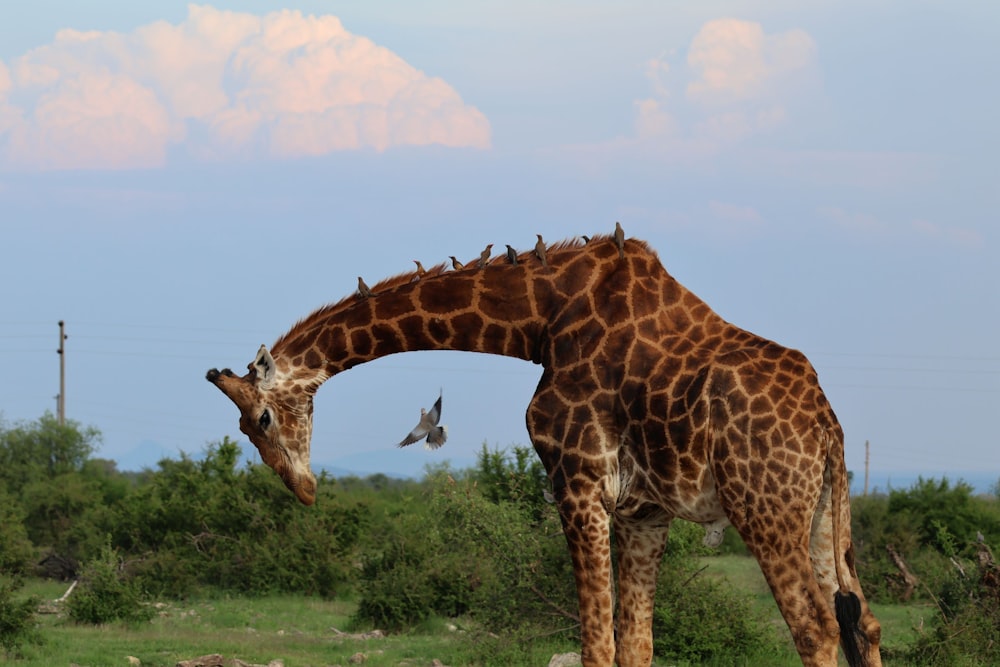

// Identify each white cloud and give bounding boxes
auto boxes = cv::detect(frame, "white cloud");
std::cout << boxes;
[0,61,20,139]
[0,60,11,95]
[5,70,179,170]
[685,19,816,104]
[633,98,674,140]
[0,5,490,170]
[631,18,819,153]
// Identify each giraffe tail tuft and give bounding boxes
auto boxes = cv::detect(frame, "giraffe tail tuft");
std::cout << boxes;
[835,590,871,667]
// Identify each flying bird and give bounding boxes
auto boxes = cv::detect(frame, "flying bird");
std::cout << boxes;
[399,392,448,450]
[614,221,625,259]
[505,244,518,265]
[477,243,494,268]
[534,234,548,267]
[449,256,465,270]
[357,276,373,298]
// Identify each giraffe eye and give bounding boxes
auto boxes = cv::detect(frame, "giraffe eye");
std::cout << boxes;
[258,410,272,429]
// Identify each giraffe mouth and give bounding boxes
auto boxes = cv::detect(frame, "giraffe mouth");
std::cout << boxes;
[286,470,318,505]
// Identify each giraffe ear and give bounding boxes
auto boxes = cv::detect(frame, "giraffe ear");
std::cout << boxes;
[253,344,277,389]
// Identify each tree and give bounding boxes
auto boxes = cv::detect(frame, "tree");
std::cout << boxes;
[0,413,100,496]
[888,477,998,553]
[0,489,33,574]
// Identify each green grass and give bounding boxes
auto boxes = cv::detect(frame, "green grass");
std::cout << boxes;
[699,555,933,666]
[8,564,930,667]
[9,581,576,667]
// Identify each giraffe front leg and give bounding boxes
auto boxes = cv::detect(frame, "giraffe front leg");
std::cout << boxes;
[556,487,617,667]
[613,510,671,667]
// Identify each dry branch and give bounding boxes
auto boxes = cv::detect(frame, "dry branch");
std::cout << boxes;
[886,544,919,602]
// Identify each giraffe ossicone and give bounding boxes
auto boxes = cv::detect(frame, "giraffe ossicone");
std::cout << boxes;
[206,232,882,667]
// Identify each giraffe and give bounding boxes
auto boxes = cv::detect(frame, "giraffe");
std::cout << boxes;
[206,234,881,667]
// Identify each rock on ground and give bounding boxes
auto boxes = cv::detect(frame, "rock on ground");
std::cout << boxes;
[547,652,583,667]
[174,656,283,667]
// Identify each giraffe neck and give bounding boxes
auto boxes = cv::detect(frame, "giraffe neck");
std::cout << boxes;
[268,236,721,389]
[271,255,555,384]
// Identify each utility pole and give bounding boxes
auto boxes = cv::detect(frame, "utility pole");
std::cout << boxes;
[863,440,870,496]
[57,320,67,425]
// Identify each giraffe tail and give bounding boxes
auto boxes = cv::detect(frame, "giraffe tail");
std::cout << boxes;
[828,429,873,667]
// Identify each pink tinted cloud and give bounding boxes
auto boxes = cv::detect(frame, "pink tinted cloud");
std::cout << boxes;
[632,18,818,152]
[0,5,490,170]
[685,19,816,104]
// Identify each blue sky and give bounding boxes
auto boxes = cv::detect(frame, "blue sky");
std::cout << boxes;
[2,1,997,491]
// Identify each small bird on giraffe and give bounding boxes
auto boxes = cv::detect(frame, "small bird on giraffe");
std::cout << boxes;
[449,256,465,270]
[398,391,448,450]
[505,244,518,265]
[357,276,373,298]
[413,260,427,279]
[614,221,625,259]
[477,243,494,268]
[534,234,548,267]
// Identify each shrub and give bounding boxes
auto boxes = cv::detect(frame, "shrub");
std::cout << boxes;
[904,549,1000,666]
[353,523,441,630]
[67,543,154,626]
[352,458,576,636]
[433,472,576,635]
[352,486,471,632]
[111,440,364,598]
[0,578,41,657]
[0,490,34,575]
[652,556,782,664]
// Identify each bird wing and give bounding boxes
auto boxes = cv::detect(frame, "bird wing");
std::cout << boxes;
[425,425,448,450]
[426,393,443,425]
[399,408,431,447]
[398,425,428,447]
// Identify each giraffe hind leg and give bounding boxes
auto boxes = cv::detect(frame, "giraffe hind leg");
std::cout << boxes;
[714,469,841,663]
[811,463,882,667]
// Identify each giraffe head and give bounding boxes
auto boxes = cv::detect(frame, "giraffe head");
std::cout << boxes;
[206,345,318,505]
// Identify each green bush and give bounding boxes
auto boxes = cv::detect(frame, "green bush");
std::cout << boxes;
[352,476,484,630]
[904,549,1000,666]
[852,479,1000,604]
[66,543,154,626]
[888,478,999,554]
[652,556,782,664]
[354,518,443,630]
[0,490,34,575]
[110,439,364,598]
[352,455,576,636]
[433,472,576,634]
[0,578,41,657]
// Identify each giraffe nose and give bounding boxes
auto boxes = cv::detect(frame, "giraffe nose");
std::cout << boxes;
[205,368,235,383]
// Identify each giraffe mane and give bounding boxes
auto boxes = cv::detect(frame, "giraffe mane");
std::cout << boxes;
[272,233,650,352]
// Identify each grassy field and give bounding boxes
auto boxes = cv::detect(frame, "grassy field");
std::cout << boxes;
[13,579,574,667]
[698,555,928,663]
[9,557,926,667]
